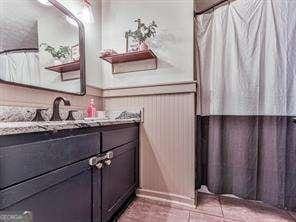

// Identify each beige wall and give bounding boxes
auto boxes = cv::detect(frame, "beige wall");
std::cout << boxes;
[0,83,103,110]
[104,82,196,206]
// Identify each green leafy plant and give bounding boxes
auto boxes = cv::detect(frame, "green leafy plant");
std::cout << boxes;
[40,43,71,59]
[125,19,158,43]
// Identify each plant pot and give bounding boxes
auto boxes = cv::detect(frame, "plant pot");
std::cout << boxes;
[59,57,67,64]
[139,42,149,51]
[53,59,62,66]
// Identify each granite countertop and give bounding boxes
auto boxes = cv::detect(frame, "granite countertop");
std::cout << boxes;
[0,106,142,136]
[0,118,140,136]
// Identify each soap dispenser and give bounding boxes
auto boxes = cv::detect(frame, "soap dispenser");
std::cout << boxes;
[87,99,96,118]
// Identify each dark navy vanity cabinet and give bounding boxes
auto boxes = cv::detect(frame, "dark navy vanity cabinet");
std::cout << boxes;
[101,141,138,222]
[0,124,139,222]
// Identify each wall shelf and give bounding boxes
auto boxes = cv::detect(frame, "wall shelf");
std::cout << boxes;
[45,60,80,81]
[100,50,157,74]
[45,60,80,73]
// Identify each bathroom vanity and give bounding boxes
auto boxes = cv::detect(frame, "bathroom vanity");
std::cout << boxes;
[0,122,139,222]
[0,0,141,220]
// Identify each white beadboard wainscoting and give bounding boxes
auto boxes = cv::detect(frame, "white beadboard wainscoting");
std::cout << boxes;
[103,81,197,207]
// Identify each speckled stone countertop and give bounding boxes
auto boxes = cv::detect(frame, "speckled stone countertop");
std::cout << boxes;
[0,118,140,136]
[0,106,142,136]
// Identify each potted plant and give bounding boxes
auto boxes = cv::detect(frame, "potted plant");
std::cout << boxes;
[126,19,158,51]
[40,43,71,65]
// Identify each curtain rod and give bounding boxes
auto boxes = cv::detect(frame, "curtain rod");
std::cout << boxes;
[194,0,228,17]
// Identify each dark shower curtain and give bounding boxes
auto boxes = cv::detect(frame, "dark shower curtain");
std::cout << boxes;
[194,0,296,211]
[197,116,296,210]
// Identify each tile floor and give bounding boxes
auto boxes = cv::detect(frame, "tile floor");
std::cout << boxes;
[118,193,296,222]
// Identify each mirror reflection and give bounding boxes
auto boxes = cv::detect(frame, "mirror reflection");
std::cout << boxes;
[0,0,84,94]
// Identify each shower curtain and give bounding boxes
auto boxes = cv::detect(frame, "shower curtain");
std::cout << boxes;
[0,52,41,85]
[195,0,296,210]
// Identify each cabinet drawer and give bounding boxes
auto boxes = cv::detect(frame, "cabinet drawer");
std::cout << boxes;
[0,132,100,189]
[101,126,138,152]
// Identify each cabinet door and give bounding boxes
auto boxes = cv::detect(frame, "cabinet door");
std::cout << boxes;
[1,159,101,222]
[101,141,138,222]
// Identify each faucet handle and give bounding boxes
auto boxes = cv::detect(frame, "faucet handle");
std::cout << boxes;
[66,110,78,121]
[64,100,71,106]
[32,108,48,122]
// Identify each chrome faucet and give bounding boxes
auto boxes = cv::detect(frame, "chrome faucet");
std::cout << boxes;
[50,97,71,121]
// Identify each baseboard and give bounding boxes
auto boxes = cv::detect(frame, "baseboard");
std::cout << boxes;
[136,189,196,208]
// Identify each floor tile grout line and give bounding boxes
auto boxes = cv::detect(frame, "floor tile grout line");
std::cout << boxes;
[188,211,191,222]
[218,195,225,218]
[192,210,224,219]
[287,211,296,222]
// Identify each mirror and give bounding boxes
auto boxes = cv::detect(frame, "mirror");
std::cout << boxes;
[0,0,86,95]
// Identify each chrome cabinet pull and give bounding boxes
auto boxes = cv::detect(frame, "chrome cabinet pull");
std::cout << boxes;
[104,151,113,166]
[89,157,99,166]
[96,162,104,169]
[89,151,114,168]
[104,159,112,166]
[105,151,113,159]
